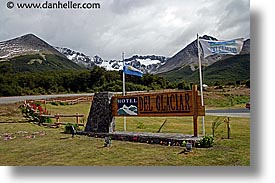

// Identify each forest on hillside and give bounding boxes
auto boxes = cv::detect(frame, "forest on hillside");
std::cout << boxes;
[159,54,250,85]
[0,66,194,96]
[0,53,251,97]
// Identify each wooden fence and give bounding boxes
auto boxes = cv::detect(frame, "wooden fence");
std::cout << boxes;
[27,96,93,105]
[41,113,85,126]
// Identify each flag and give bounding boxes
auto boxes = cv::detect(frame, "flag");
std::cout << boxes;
[123,65,143,77]
[199,38,244,58]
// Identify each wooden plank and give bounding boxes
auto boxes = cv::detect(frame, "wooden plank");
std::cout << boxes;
[192,85,198,137]
[56,114,84,117]
[112,91,196,117]
[196,95,206,116]
[40,114,84,118]
[111,89,206,117]
[55,122,84,126]
[40,115,55,118]
[111,85,205,137]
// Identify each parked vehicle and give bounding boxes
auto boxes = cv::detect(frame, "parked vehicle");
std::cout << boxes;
[246,102,250,110]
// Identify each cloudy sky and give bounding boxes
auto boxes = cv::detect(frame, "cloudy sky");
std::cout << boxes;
[0,0,250,60]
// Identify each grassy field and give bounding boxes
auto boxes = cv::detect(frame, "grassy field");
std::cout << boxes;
[0,102,250,166]
[45,102,91,126]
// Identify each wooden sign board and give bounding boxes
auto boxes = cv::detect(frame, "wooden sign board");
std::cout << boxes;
[111,85,204,137]
[111,87,205,117]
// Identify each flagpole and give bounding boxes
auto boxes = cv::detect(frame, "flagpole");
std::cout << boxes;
[122,52,126,131]
[122,52,126,96]
[197,34,205,136]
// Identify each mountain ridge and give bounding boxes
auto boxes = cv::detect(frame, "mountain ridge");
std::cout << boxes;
[159,53,250,85]
[0,33,250,78]
[156,35,250,74]
[56,46,168,73]
[0,33,82,72]
[0,33,66,60]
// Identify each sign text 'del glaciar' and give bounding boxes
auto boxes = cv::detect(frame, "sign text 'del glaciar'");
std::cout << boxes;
[138,92,192,115]
[113,91,195,116]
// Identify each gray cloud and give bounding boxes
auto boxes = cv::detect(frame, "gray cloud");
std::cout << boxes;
[0,0,250,60]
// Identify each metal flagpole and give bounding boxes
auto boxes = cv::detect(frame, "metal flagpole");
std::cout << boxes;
[122,52,126,131]
[122,52,126,96]
[197,34,205,136]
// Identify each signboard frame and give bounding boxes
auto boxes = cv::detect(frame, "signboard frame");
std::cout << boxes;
[111,85,205,137]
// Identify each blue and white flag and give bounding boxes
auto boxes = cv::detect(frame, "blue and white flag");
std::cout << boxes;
[199,38,244,58]
[123,65,143,77]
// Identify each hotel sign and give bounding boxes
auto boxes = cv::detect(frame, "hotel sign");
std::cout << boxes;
[112,88,205,117]
[111,85,205,137]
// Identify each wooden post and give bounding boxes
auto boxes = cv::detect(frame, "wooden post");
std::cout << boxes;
[56,114,60,123]
[56,114,60,127]
[76,113,79,125]
[227,117,230,139]
[192,85,198,137]
[44,99,47,112]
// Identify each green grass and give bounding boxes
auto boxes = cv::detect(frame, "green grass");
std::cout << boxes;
[45,102,91,125]
[115,116,197,134]
[0,103,250,166]
[204,95,250,108]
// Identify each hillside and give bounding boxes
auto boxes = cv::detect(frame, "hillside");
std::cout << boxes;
[156,35,221,74]
[0,34,65,59]
[198,54,250,84]
[0,33,250,85]
[156,37,250,75]
[159,54,250,85]
[0,54,82,73]
[0,34,82,73]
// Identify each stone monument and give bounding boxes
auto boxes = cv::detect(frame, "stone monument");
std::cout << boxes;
[85,92,115,133]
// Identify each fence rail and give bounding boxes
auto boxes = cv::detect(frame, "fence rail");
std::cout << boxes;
[26,96,93,105]
[41,113,85,126]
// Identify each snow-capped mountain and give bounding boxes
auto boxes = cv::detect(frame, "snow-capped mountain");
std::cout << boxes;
[55,47,98,68]
[0,33,249,75]
[124,55,167,73]
[56,46,168,73]
[117,104,138,115]
[102,55,167,73]
[0,34,66,60]
[0,34,82,72]
[56,35,250,75]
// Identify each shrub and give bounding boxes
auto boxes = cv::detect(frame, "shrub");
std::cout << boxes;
[195,135,214,148]
[39,116,52,124]
[59,102,68,106]
[19,104,40,122]
[51,101,59,106]
[181,140,187,147]
[19,102,51,124]
[64,123,79,134]
[211,117,224,137]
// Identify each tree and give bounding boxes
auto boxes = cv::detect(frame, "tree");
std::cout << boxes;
[0,62,13,74]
